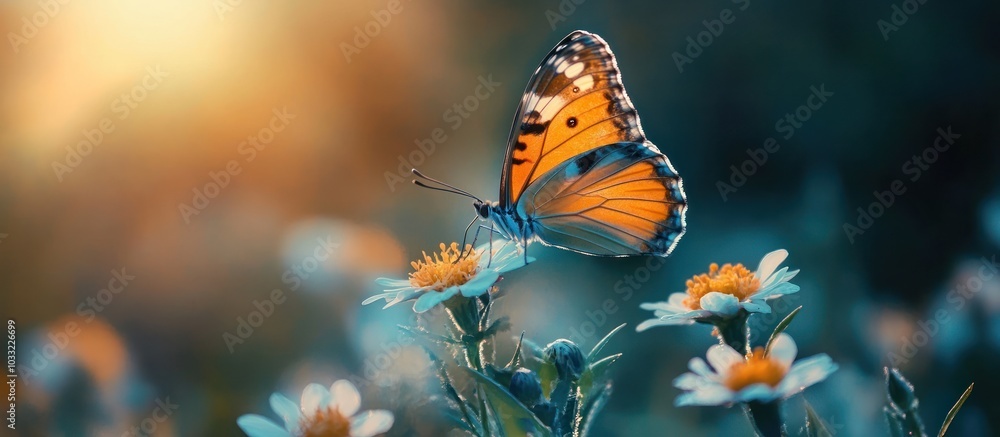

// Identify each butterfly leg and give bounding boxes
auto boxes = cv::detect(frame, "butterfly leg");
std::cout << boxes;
[478,224,510,240]
[487,224,495,267]
[472,224,509,267]
[456,214,480,263]
[522,235,529,265]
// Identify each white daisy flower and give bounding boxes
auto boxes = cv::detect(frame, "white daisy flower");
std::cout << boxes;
[364,240,533,313]
[637,249,800,331]
[673,333,838,406]
[237,380,393,437]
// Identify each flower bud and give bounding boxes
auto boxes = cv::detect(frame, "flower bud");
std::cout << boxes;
[885,367,918,412]
[544,339,585,381]
[530,401,556,426]
[508,368,543,406]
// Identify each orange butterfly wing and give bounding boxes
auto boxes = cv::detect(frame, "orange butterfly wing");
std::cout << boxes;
[499,30,645,207]
[520,142,687,256]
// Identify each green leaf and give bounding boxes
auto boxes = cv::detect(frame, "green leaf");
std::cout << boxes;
[538,360,558,399]
[514,338,558,398]
[885,368,918,412]
[764,306,802,356]
[462,367,553,437]
[442,409,475,433]
[579,382,613,437]
[505,332,525,370]
[803,399,833,437]
[579,353,621,392]
[478,389,493,437]
[398,324,458,344]
[587,323,626,362]
[518,338,546,363]
[423,347,481,434]
[883,368,926,437]
[938,383,974,437]
[884,407,904,437]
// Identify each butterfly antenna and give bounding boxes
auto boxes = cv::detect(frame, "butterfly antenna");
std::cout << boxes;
[411,169,483,202]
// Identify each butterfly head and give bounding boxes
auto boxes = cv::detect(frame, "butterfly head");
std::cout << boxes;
[474,200,492,219]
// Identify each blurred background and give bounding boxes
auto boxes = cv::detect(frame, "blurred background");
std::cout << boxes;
[2,0,999,435]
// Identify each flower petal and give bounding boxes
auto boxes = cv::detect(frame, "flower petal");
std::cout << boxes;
[776,354,838,397]
[638,302,672,311]
[673,372,710,390]
[754,282,800,300]
[734,383,781,403]
[300,383,330,414]
[700,292,740,317]
[639,293,690,314]
[675,384,734,406]
[758,267,785,289]
[413,287,459,313]
[755,249,788,282]
[268,393,301,434]
[330,380,361,418]
[767,333,797,369]
[382,288,423,308]
[741,300,772,314]
[459,271,499,297]
[706,344,744,375]
[237,414,290,437]
[374,277,411,287]
[688,357,720,380]
[362,292,398,306]
[635,316,695,331]
[351,410,395,437]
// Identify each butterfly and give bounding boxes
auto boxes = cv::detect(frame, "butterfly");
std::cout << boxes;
[415,30,687,258]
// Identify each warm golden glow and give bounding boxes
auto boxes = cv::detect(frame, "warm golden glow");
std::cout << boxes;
[724,347,788,391]
[408,243,480,291]
[683,263,761,310]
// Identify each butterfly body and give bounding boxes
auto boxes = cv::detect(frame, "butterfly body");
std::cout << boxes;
[468,30,687,258]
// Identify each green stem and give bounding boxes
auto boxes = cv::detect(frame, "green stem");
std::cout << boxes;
[746,400,785,437]
[445,297,481,335]
[716,310,752,354]
[478,388,492,437]
[466,342,483,372]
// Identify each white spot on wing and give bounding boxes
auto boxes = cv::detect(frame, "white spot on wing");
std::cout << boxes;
[524,92,565,123]
[573,75,594,92]
[565,63,584,78]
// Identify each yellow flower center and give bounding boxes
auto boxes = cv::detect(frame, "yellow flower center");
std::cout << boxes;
[724,347,788,391]
[300,407,351,437]
[683,263,760,310]
[408,243,480,291]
